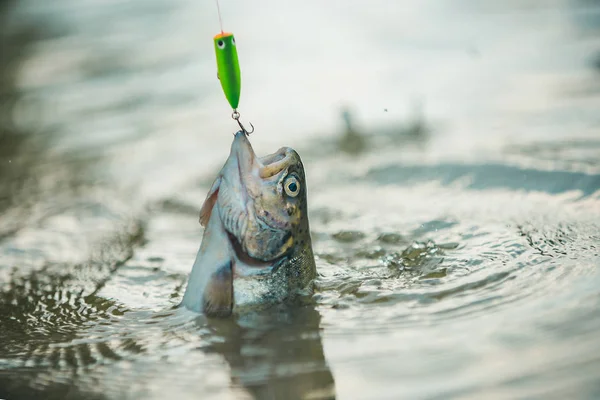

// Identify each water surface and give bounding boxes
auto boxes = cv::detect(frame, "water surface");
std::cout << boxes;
[1,0,600,399]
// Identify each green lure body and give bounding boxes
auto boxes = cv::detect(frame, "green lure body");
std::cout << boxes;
[214,32,241,110]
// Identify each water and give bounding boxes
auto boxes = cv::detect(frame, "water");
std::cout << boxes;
[1,0,599,399]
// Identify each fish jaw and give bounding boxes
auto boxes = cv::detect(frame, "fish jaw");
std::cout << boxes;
[212,131,261,246]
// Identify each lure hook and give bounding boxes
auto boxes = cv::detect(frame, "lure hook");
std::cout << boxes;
[232,110,254,135]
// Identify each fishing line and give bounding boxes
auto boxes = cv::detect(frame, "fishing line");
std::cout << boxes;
[214,0,224,34]
[212,0,254,134]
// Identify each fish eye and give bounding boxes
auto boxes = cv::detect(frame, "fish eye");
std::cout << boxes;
[217,40,225,49]
[284,176,300,198]
[231,37,236,46]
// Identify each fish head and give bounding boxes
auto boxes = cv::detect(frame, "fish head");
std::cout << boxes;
[202,131,311,261]
[183,131,315,316]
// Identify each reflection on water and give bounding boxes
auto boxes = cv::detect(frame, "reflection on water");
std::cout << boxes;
[205,306,335,400]
[1,302,334,399]
[1,0,600,399]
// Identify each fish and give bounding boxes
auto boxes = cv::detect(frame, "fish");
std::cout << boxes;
[181,131,316,317]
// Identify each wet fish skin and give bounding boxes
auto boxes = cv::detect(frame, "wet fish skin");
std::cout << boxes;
[181,131,316,317]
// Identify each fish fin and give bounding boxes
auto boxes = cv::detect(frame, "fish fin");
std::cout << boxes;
[199,176,221,226]
[202,261,233,317]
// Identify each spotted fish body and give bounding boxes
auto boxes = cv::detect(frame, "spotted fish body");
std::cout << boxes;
[214,32,241,110]
[181,132,316,317]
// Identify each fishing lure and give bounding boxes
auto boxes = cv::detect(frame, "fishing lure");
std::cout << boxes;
[214,32,240,110]
[213,1,253,134]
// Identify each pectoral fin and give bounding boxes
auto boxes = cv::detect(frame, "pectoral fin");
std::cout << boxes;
[199,176,221,226]
[203,262,233,317]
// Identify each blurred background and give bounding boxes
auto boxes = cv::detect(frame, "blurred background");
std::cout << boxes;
[0,0,599,399]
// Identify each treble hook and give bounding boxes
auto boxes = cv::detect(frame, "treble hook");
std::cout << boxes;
[232,110,255,135]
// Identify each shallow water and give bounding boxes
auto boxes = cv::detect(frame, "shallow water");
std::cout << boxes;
[1,0,600,399]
